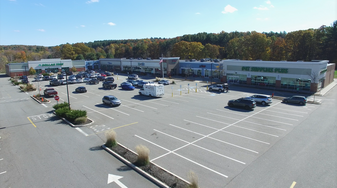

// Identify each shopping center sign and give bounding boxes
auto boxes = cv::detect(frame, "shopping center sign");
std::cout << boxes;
[38,63,64,67]
[242,66,288,73]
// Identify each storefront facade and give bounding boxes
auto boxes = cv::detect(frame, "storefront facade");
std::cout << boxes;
[6,59,86,77]
[222,59,335,92]
[179,61,223,78]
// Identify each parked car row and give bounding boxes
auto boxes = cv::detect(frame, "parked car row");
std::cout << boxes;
[228,94,307,110]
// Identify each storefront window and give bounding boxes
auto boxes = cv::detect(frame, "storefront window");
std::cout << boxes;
[227,74,246,84]
[251,75,275,87]
[205,70,209,77]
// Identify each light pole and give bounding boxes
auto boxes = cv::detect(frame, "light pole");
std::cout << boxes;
[63,71,70,110]
[210,63,213,85]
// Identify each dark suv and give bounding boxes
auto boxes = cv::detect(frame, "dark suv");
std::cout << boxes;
[50,79,61,86]
[228,98,256,110]
[282,95,307,105]
[102,81,117,89]
[88,78,99,85]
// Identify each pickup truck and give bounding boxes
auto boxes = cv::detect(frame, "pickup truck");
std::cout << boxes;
[44,88,58,97]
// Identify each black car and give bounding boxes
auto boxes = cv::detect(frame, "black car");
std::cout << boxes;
[228,98,256,110]
[88,78,99,84]
[43,75,51,80]
[75,86,87,93]
[104,72,112,76]
[57,74,64,80]
[282,95,307,105]
[97,76,106,81]
[49,79,61,86]
[102,81,117,89]
[105,76,114,82]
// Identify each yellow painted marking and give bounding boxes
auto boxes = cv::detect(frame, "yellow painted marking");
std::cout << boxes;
[290,181,297,188]
[88,122,138,136]
[27,117,36,128]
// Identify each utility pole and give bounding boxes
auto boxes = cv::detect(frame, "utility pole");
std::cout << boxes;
[161,53,164,78]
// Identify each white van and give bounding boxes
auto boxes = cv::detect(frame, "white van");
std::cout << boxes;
[139,83,164,97]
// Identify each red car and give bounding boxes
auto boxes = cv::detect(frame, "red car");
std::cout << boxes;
[101,73,107,77]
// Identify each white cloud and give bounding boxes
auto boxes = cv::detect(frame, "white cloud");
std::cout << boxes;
[256,18,270,21]
[254,6,269,10]
[108,22,116,26]
[222,5,238,14]
[14,30,20,32]
[35,3,45,7]
[80,25,85,27]
[38,29,45,32]
[86,0,99,4]
[196,12,200,15]
[265,0,274,8]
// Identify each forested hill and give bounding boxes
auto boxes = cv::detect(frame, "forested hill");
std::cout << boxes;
[1,20,336,73]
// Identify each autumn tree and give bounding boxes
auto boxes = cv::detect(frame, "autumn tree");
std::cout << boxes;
[28,67,36,75]
[203,43,220,59]
[270,37,287,60]
[0,55,8,72]
[61,44,77,59]
[245,32,271,60]
[172,41,190,59]
[189,42,204,59]
[51,46,61,58]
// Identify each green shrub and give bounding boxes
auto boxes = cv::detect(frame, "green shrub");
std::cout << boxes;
[53,102,69,110]
[134,145,149,166]
[171,80,175,84]
[14,81,20,85]
[65,109,87,122]
[55,107,71,118]
[73,116,87,125]
[105,130,117,147]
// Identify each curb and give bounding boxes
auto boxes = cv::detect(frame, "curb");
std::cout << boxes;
[52,111,94,128]
[102,145,171,188]
[30,95,51,104]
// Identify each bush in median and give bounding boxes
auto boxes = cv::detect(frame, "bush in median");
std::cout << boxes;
[53,102,69,110]
[65,109,87,123]
[105,129,117,147]
[74,116,87,125]
[134,145,150,166]
[55,107,70,118]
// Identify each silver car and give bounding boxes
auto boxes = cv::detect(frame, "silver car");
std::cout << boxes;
[247,94,272,105]
[102,95,121,107]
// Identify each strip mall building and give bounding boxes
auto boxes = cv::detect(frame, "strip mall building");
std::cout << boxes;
[6,58,335,92]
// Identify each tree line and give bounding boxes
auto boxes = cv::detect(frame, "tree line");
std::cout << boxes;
[0,20,336,72]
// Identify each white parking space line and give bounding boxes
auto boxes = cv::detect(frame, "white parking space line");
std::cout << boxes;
[159,100,179,105]
[146,101,169,107]
[250,116,293,126]
[155,128,248,162]
[123,100,157,110]
[135,135,229,178]
[0,158,3,161]
[208,112,286,131]
[168,124,259,154]
[75,127,89,136]
[272,107,308,114]
[25,92,29,95]
[61,92,77,99]
[0,171,6,175]
[257,113,299,121]
[196,116,230,125]
[82,105,114,120]
[184,119,270,145]
[76,94,90,98]
[264,110,304,117]
[95,103,130,115]
[121,105,144,112]
[42,104,48,108]
[86,91,101,96]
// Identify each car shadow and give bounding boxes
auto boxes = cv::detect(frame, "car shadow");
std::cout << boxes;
[224,106,254,112]
[281,102,306,106]
[95,103,119,108]
[131,95,160,101]
[89,145,103,151]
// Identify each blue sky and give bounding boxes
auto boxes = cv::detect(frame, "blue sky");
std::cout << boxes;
[0,0,336,46]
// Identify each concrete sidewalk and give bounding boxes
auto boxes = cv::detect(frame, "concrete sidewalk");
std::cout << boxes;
[315,79,337,96]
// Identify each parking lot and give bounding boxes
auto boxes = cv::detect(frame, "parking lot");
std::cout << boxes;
[31,75,320,187]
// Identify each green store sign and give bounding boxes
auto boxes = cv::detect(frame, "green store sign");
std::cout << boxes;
[242,66,288,73]
[38,63,64,67]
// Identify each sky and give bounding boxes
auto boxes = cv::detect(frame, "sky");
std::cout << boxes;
[0,0,336,47]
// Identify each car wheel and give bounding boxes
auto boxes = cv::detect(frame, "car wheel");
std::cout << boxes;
[283,100,288,103]
[149,94,152,97]
[209,88,212,91]
[228,103,233,107]
[262,101,266,106]
[139,92,142,95]
[245,105,251,110]
[299,102,304,105]
[110,103,114,107]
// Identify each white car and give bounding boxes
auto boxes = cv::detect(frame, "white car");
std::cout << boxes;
[83,78,91,83]
[76,78,84,83]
